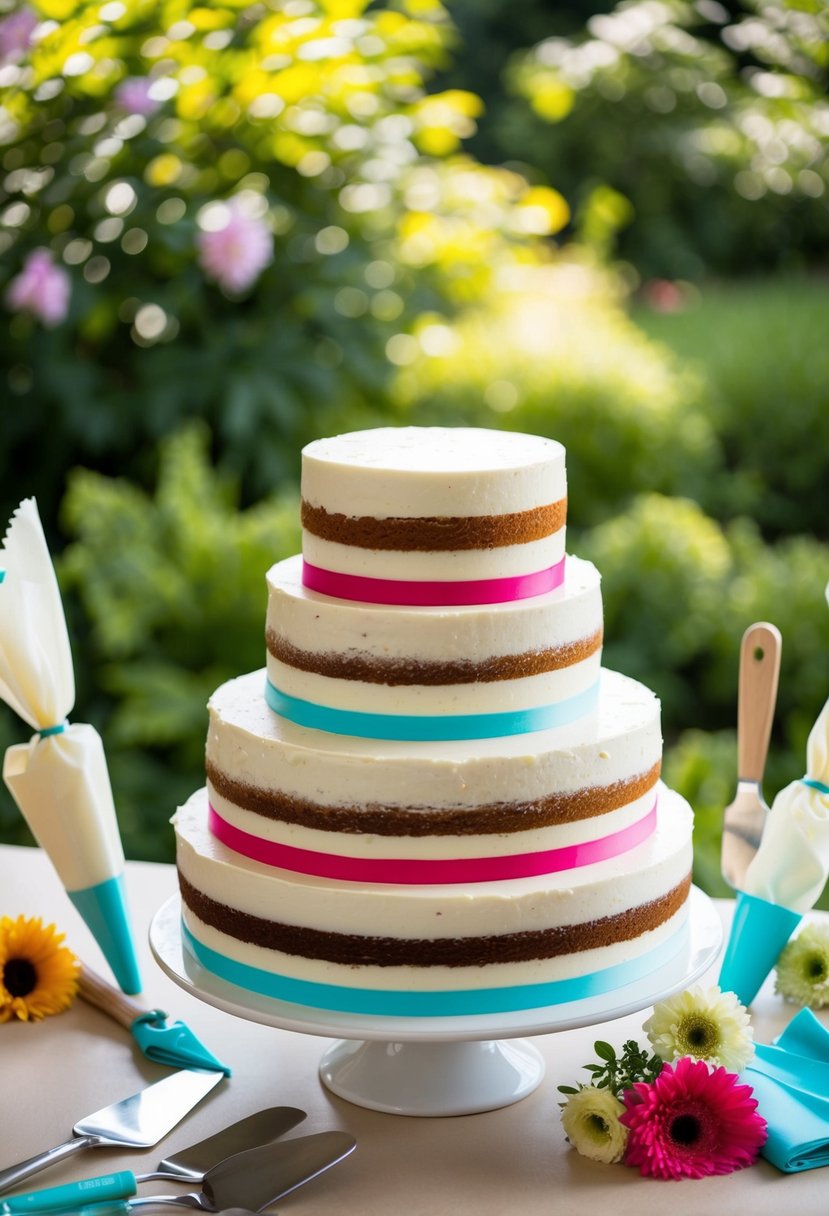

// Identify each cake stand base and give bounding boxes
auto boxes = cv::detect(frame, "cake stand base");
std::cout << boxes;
[318,1037,545,1117]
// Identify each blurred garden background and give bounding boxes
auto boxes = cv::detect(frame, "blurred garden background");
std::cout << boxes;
[1,0,827,903]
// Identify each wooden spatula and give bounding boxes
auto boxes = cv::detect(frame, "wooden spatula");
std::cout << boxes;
[721,621,782,890]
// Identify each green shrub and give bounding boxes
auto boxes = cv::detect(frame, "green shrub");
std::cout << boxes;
[634,279,829,538]
[584,493,829,732]
[502,0,829,278]
[0,0,570,534]
[54,424,300,860]
[392,260,720,527]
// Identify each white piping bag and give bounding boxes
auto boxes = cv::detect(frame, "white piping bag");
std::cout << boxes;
[719,581,829,1005]
[0,499,141,992]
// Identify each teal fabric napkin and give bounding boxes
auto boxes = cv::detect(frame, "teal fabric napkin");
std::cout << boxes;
[744,1009,829,1172]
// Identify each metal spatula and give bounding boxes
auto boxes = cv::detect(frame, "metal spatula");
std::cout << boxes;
[721,621,782,890]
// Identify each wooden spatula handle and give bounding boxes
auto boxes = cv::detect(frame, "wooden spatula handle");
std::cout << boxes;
[737,621,782,783]
[78,960,150,1029]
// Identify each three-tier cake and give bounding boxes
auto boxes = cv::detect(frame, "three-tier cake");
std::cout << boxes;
[173,427,693,1017]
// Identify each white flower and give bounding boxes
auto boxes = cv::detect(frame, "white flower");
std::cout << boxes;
[644,984,754,1073]
[560,1085,628,1164]
[775,923,829,1008]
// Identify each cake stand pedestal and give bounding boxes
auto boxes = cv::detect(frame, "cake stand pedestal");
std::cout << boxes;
[150,886,721,1118]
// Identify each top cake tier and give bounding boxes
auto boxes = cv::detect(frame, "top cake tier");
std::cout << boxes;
[300,427,567,605]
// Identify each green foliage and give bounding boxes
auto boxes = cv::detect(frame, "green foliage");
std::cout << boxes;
[557,1038,663,1099]
[583,493,829,737]
[56,424,300,859]
[495,0,829,277]
[634,279,829,538]
[0,0,570,530]
[391,260,719,527]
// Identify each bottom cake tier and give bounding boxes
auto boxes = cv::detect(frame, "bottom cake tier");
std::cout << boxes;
[173,785,693,1017]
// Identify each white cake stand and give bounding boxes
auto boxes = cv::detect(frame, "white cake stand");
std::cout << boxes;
[150,886,722,1118]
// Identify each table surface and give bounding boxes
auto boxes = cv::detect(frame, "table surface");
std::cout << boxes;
[1,843,827,1215]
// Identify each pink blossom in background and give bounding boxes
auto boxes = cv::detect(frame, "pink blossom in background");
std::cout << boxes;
[114,77,161,118]
[6,248,71,327]
[197,200,273,293]
[0,7,37,60]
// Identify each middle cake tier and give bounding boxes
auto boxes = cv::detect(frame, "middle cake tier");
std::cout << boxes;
[206,666,661,883]
[265,552,602,738]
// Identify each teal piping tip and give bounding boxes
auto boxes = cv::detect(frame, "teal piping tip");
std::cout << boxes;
[132,1011,232,1075]
[68,873,142,994]
[718,890,802,1007]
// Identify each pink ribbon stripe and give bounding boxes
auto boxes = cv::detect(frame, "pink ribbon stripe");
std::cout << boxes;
[208,799,658,885]
[301,557,566,606]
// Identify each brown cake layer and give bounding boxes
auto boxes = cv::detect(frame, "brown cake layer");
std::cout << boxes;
[179,872,691,967]
[205,759,661,836]
[300,498,567,551]
[266,627,603,686]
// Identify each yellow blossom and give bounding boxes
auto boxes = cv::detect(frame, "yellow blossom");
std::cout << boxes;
[0,916,79,1023]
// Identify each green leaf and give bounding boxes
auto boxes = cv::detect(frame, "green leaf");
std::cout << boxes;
[594,1041,617,1062]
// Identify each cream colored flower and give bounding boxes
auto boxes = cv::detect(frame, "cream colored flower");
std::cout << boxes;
[643,984,754,1073]
[775,923,829,1008]
[560,1085,628,1164]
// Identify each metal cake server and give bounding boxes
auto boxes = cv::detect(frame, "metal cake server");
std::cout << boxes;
[0,1071,224,1196]
[151,1109,306,1182]
[0,1131,357,1214]
[721,621,782,890]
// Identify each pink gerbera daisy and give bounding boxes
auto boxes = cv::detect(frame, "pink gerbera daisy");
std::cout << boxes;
[620,1056,767,1180]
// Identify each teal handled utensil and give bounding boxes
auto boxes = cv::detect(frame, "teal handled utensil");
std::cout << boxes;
[77,963,230,1075]
[0,1131,357,1214]
[0,1107,309,1212]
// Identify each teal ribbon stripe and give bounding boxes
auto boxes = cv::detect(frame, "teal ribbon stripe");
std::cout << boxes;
[182,920,688,1018]
[265,678,600,741]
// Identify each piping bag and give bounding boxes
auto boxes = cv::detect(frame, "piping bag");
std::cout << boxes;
[0,499,141,993]
[78,961,230,1074]
[719,583,829,1006]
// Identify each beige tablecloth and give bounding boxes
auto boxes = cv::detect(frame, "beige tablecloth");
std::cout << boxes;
[0,843,827,1214]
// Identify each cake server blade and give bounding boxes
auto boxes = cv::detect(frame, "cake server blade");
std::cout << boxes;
[721,621,782,890]
[154,1108,307,1181]
[0,1070,224,1196]
[0,1132,357,1214]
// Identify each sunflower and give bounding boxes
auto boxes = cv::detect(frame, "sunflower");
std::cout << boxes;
[0,915,79,1023]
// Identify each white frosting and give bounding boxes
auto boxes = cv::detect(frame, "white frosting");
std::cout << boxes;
[267,553,600,662]
[174,786,692,941]
[206,667,662,812]
[181,904,689,992]
[301,428,566,518]
[302,530,566,583]
[207,782,659,860]
[268,653,600,717]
